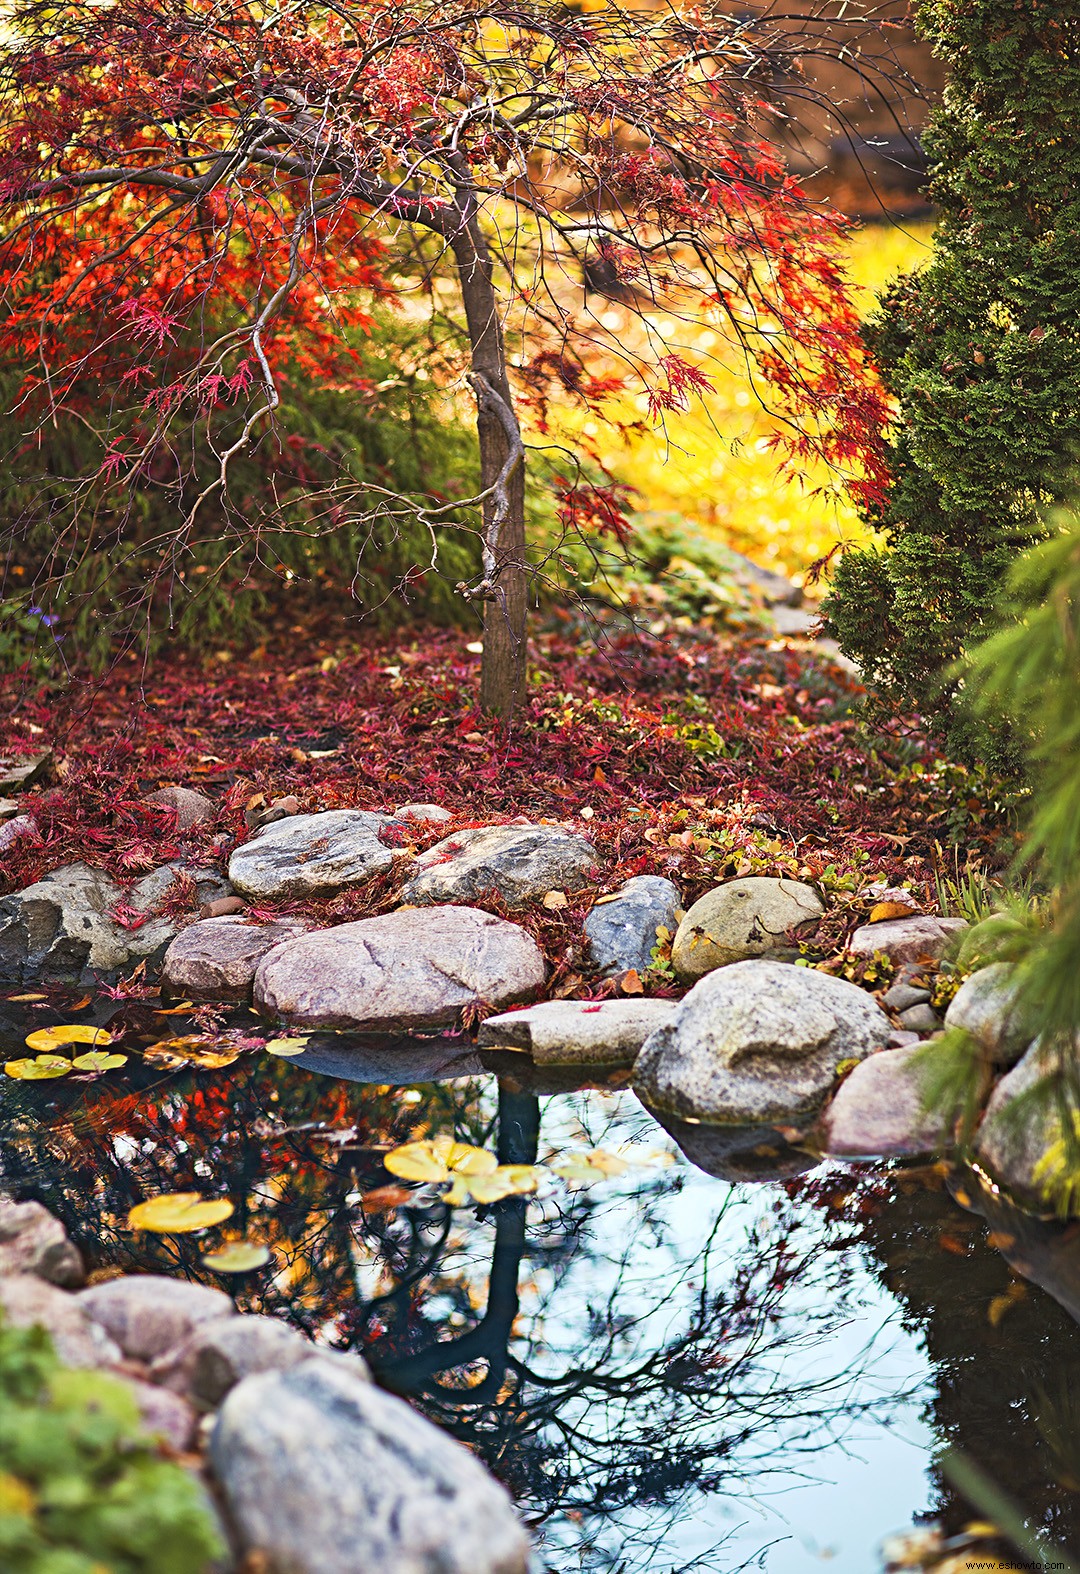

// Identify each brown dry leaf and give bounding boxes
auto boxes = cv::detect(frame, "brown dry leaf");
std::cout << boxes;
[619,969,644,995]
[869,900,918,923]
[542,889,568,911]
[938,1232,971,1257]
[359,1184,417,1213]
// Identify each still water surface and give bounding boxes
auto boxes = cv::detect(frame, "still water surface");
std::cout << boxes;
[2,991,1079,1572]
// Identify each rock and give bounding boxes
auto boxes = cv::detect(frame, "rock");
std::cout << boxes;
[143,785,215,830]
[727,549,804,608]
[202,895,248,918]
[770,605,818,638]
[162,916,310,1003]
[670,878,824,981]
[0,797,21,821]
[129,863,231,913]
[211,1358,529,1574]
[151,1314,366,1410]
[0,814,38,854]
[821,1045,951,1160]
[882,981,932,1012]
[478,998,677,1067]
[0,752,51,794]
[888,1030,922,1050]
[848,914,967,967]
[0,861,227,983]
[897,1003,941,1034]
[78,1275,234,1363]
[254,905,546,1031]
[0,1197,84,1287]
[228,810,394,900]
[634,958,889,1125]
[0,1275,121,1367]
[114,1375,197,1451]
[584,876,681,977]
[400,823,598,910]
[974,1042,1067,1210]
[945,963,1032,1066]
[394,802,452,824]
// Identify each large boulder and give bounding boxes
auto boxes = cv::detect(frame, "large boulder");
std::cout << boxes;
[634,958,889,1125]
[974,1042,1069,1212]
[228,810,394,900]
[162,915,310,1002]
[0,1197,84,1287]
[848,914,967,967]
[254,905,546,1030]
[820,1044,952,1160]
[400,823,598,909]
[152,1313,370,1410]
[670,878,824,981]
[478,997,677,1067]
[0,1275,120,1368]
[944,963,1032,1066]
[0,861,228,983]
[584,875,681,977]
[78,1274,234,1363]
[211,1358,530,1574]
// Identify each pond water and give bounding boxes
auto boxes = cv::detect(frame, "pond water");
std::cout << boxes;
[3,990,1080,1573]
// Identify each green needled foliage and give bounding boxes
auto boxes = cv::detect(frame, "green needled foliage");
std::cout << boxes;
[823,0,1080,762]
[0,1316,223,1573]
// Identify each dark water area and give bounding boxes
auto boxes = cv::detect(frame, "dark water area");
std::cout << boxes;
[3,990,1080,1572]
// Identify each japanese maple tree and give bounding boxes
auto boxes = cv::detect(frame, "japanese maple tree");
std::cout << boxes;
[0,0,891,715]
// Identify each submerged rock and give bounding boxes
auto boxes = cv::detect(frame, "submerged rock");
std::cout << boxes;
[634,958,889,1125]
[254,905,546,1030]
[162,915,310,1002]
[0,861,228,983]
[848,914,967,967]
[211,1358,530,1574]
[479,997,677,1067]
[228,809,394,899]
[945,963,1032,1066]
[820,1044,951,1160]
[584,875,681,977]
[670,878,824,981]
[400,823,598,909]
[0,1197,84,1288]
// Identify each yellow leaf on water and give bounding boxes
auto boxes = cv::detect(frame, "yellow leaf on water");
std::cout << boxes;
[25,1024,113,1053]
[581,1148,631,1176]
[201,1242,272,1273]
[265,1036,310,1057]
[144,1035,241,1068]
[462,1166,540,1203]
[437,1138,498,1176]
[128,1193,234,1234]
[71,1051,128,1073]
[551,1157,608,1185]
[384,1142,451,1183]
[5,1055,72,1080]
[7,992,47,1002]
[141,1047,187,1070]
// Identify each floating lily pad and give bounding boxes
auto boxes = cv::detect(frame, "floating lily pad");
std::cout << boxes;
[4,1055,72,1080]
[201,1242,272,1273]
[71,1051,128,1073]
[265,1036,310,1057]
[25,1025,113,1053]
[128,1192,235,1234]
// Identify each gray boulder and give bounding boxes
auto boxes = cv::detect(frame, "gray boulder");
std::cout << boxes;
[634,958,889,1124]
[152,1313,369,1409]
[945,963,1032,1066]
[0,1275,121,1368]
[671,878,824,981]
[211,1358,529,1574]
[974,1042,1070,1211]
[479,997,677,1067]
[143,785,214,830]
[254,905,545,1030]
[584,876,681,977]
[0,861,228,983]
[162,915,310,1003]
[400,823,598,909]
[848,914,967,967]
[78,1274,234,1363]
[820,1045,951,1160]
[228,810,394,900]
[0,1197,84,1287]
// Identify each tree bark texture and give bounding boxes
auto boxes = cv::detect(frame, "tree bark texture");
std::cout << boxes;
[451,219,527,720]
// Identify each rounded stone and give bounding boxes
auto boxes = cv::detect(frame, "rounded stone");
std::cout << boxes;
[253,905,546,1030]
[945,962,1032,1066]
[77,1275,235,1363]
[848,914,967,967]
[670,878,824,981]
[820,1044,952,1160]
[162,915,310,1003]
[400,823,598,909]
[228,810,394,900]
[633,958,889,1125]
[584,875,681,978]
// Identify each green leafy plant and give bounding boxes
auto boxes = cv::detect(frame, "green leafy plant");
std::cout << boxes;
[823,0,1080,761]
[0,1316,223,1573]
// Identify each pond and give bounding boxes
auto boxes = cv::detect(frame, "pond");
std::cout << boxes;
[2,989,1080,1573]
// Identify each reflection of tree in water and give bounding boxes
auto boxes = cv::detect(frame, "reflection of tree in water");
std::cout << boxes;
[0,1056,915,1572]
[790,1170,1080,1558]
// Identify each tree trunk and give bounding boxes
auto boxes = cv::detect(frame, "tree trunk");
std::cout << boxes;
[451,218,527,720]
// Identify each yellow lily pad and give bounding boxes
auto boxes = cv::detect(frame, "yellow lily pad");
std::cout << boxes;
[265,1036,310,1057]
[384,1138,498,1184]
[128,1193,234,1234]
[143,1036,241,1069]
[201,1242,272,1273]
[25,1025,113,1054]
[71,1051,128,1073]
[5,1055,72,1080]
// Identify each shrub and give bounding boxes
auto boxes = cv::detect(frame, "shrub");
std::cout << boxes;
[822,0,1080,760]
[0,1316,223,1573]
